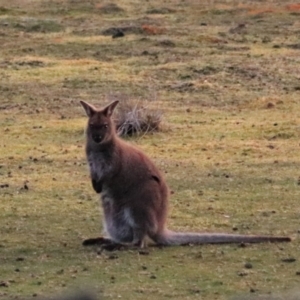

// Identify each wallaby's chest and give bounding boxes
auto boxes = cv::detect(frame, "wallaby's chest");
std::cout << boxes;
[87,152,112,180]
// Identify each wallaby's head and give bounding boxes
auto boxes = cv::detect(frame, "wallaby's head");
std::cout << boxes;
[80,100,119,145]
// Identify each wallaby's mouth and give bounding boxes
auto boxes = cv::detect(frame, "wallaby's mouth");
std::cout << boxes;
[92,134,103,144]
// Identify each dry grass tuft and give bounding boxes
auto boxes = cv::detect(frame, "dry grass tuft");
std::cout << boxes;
[107,94,163,136]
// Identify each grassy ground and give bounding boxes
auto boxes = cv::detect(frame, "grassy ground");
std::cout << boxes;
[1,0,300,299]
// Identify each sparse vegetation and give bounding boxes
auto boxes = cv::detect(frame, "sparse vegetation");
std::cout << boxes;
[108,94,163,136]
[0,1,300,300]
[0,17,64,32]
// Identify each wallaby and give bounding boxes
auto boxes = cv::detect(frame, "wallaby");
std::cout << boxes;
[80,100,291,249]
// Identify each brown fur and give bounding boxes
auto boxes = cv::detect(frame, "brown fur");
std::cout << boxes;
[80,100,291,248]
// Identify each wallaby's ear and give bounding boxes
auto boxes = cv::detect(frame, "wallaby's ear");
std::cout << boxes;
[80,100,97,117]
[102,100,119,117]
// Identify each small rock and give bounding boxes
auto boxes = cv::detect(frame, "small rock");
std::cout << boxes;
[266,102,275,109]
[112,30,124,39]
[244,262,253,269]
[281,258,296,263]
[0,282,9,287]
[16,257,25,261]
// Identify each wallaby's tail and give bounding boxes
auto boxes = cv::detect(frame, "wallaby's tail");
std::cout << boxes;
[152,230,291,246]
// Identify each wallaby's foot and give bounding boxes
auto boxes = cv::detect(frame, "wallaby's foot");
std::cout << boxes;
[101,242,126,251]
[102,241,148,252]
[82,237,112,246]
[83,237,144,251]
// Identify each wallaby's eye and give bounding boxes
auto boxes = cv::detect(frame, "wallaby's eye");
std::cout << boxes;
[89,123,108,129]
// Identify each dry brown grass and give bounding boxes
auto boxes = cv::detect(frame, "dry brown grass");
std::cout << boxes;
[107,94,163,136]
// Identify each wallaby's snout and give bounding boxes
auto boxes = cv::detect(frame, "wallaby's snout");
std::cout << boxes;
[91,133,102,144]
[89,122,109,144]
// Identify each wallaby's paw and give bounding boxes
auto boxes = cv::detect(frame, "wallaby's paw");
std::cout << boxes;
[91,179,102,194]
[82,237,111,246]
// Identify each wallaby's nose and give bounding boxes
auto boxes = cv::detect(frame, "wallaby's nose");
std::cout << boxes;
[92,134,102,143]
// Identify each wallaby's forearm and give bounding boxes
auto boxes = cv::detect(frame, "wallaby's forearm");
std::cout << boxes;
[91,178,102,193]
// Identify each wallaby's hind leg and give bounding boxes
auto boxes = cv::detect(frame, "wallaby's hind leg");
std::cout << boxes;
[83,237,125,251]
[82,237,112,246]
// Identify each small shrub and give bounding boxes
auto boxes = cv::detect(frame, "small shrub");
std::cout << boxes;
[108,95,163,136]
